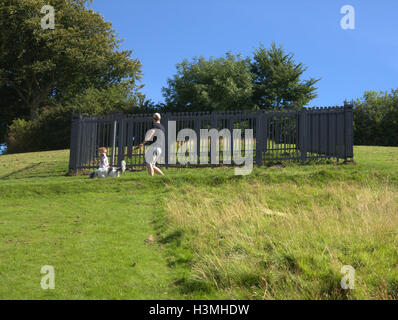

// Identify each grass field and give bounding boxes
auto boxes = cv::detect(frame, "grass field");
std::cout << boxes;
[1,146,397,299]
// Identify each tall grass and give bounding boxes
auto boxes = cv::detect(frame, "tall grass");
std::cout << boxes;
[162,159,398,299]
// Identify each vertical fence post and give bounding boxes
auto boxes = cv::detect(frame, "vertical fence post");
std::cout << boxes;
[68,112,80,172]
[211,113,218,168]
[300,109,307,164]
[195,115,201,165]
[263,113,268,154]
[117,118,125,166]
[344,103,354,161]
[76,115,83,171]
[163,112,169,169]
[111,120,117,166]
[229,115,234,165]
[255,110,263,167]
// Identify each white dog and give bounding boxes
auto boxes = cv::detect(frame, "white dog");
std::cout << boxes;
[90,160,126,179]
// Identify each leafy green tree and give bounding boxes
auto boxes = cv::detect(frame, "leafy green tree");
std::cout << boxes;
[162,44,319,112]
[251,43,319,109]
[162,52,253,112]
[70,83,157,116]
[354,89,398,146]
[0,0,142,121]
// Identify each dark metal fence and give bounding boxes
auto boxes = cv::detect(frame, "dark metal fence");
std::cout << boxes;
[68,105,354,171]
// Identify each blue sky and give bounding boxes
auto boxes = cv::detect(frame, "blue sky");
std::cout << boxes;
[90,0,398,107]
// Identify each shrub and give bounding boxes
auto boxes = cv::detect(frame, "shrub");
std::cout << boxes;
[6,119,34,153]
[6,106,73,154]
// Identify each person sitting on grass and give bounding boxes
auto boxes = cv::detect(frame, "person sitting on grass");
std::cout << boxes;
[98,147,109,169]
[90,147,126,179]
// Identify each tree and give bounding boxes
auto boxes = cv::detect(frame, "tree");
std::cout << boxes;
[251,43,319,109]
[162,52,253,112]
[69,83,156,116]
[162,44,319,112]
[0,0,142,121]
[353,89,398,146]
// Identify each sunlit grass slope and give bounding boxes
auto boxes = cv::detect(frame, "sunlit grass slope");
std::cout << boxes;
[1,146,397,299]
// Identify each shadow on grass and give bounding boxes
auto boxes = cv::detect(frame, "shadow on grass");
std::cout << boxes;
[153,217,214,295]
[158,230,184,246]
[0,162,43,180]
[172,278,213,295]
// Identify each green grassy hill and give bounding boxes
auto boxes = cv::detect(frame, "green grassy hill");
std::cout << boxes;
[1,146,397,299]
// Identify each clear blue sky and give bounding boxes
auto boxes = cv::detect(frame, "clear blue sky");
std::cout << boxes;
[89,0,398,107]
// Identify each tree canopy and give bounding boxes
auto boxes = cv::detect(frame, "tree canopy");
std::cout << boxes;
[162,44,319,112]
[0,0,142,121]
[251,43,319,109]
[162,52,253,112]
[353,89,398,146]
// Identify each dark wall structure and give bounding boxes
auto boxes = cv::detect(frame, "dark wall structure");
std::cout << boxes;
[69,105,354,171]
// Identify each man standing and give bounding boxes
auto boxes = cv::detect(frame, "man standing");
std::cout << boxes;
[135,113,165,176]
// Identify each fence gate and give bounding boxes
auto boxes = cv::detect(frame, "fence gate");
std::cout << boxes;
[69,105,354,171]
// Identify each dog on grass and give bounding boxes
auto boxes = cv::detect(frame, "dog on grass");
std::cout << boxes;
[89,160,126,179]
